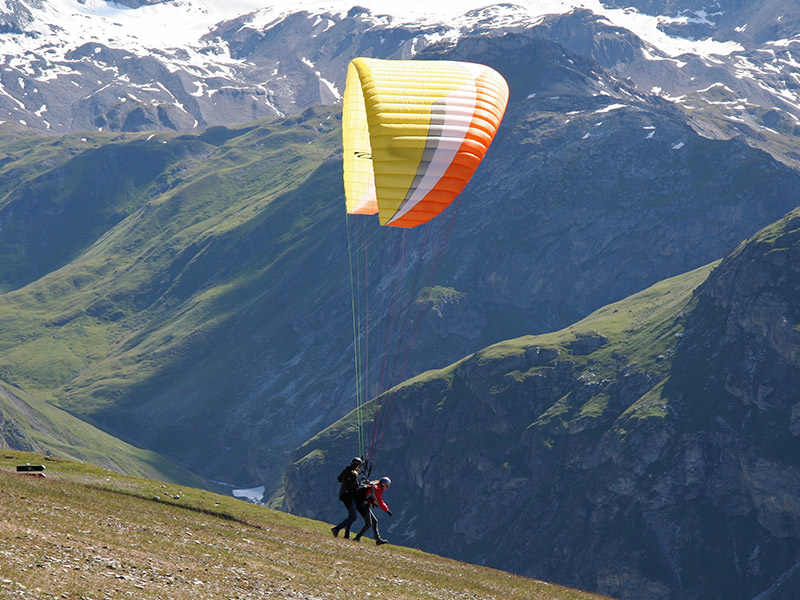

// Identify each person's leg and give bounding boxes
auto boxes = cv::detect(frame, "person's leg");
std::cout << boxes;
[353,504,370,540]
[369,509,387,544]
[332,497,353,536]
[369,509,380,539]
[343,499,358,538]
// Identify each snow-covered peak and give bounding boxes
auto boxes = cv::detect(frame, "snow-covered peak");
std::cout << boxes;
[8,0,744,61]
[0,0,795,142]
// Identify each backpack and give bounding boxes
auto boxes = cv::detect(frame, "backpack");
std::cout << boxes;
[355,481,374,505]
[338,467,359,500]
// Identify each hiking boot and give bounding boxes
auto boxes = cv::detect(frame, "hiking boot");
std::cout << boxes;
[331,527,339,538]
[353,536,361,542]
[376,538,388,546]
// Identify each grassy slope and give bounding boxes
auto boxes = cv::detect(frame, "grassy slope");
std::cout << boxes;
[385,260,716,433]
[0,379,211,489]
[0,109,343,484]
[0,450,612,600]
[0,114,338,405]
[296,260,717,456]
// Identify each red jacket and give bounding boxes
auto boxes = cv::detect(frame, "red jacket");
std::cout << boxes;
[360,481,390,513]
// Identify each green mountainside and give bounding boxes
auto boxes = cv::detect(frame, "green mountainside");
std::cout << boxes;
[0,108,345,489]
[0,44,798,599]
[2,35,799,499]
[0,379,208,488]
[286,207,800,600]
[0,450,610,600]
[1,60,799,497]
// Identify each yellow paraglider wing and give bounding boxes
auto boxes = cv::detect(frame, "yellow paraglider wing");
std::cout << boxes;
[342,57,509,227]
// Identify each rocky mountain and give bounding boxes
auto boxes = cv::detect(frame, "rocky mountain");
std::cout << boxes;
[0,2,797,598]
[0,0,797,168]
[528,3,800,168]
[1,28,798,497]
[285,205,800,600]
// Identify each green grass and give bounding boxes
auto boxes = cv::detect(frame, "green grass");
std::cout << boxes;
[320,261,717,448]
[0,450,613,600]
[461,262,715,377]
[416,286,466,313]
[0,109,347,484]
[0,379,213,490]
[620,379,670,421]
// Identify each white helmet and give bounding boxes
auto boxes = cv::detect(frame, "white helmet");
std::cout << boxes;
[379,476,391,488]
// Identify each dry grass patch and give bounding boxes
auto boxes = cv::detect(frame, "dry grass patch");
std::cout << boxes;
[0,451,612,599]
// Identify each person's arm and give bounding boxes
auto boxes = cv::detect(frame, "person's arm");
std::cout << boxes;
[373,485,390,513]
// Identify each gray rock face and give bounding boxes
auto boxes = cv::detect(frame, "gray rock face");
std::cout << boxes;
[3,27,799,499]
[0,0,35,34]
[409,33,800,359]
[284,209,800,600]
[0,0,797,171]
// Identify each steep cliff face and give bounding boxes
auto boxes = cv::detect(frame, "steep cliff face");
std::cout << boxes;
[285,208,800,600]
[410,33,800,357]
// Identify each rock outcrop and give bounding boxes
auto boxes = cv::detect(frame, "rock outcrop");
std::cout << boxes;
[285,208,800,600]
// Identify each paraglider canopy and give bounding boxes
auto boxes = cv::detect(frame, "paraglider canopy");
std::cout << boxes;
[341,57,509,465]
[343,57,509,228]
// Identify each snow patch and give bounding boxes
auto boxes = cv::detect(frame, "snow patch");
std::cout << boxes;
[301,56,341,100]
[767,38,800,48]
[595,103,626,113]
[674,8,720,27]
[319,75,341,101]
[0,82,25,109]
[696,82,734,94]
[641,47,687,68]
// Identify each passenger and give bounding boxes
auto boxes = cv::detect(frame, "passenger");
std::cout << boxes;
[353,476,392,545]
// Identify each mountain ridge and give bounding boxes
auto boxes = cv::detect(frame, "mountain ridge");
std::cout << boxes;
[284,204,800,600]
[0,4,798,600]
[1,29,799,494]
[0,0,797,169]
